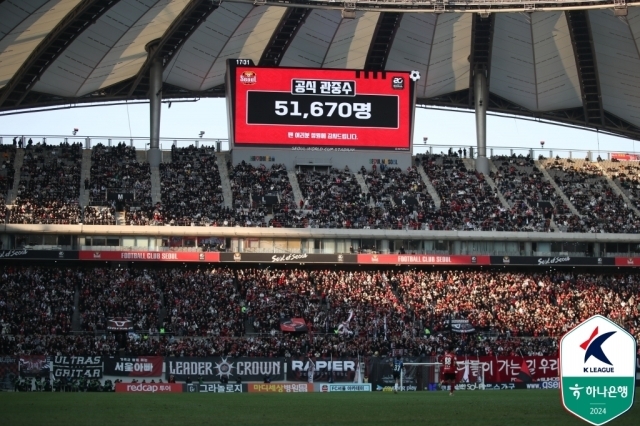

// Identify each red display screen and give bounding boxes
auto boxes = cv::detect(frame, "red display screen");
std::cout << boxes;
[228,65,413,150]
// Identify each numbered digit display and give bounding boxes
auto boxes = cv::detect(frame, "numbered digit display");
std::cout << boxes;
[227,62,414,150]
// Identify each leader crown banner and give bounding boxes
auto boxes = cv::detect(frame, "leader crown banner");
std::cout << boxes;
[560,315,636,426]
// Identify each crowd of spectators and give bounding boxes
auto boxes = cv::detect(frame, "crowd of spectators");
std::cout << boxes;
[0,146,16,222]
[88,143,157,225]
[229,162,293,227]
[0,266,77,336]
[0,265,639,358]
[491,155,573,232]
[291,166,371,228]
[544,158,640,233]
[160,146,225,226]
[82,206,116,225]
[162,268,243,337]
[601,160,640,213]
[78,268,161,333]
[10,142,82,224]
[418,154,507,231]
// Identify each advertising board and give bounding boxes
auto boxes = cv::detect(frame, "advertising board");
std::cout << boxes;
[227,62,414,151]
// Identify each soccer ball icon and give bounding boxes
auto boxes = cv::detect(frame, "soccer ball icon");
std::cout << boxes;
[410,70,421,82]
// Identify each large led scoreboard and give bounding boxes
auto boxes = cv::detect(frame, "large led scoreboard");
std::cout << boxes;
[226,60,416,151]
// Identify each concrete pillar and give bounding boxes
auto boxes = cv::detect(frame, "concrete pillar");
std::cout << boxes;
[379,239,390,254]
[474,68,489,175]
[147,40,162,167]
[524,241,532,256]
[593,243,601,257]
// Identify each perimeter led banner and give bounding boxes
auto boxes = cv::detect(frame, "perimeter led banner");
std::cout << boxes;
[227,61,414,151]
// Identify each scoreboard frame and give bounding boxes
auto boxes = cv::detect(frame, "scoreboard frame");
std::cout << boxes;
[226,60,416,151]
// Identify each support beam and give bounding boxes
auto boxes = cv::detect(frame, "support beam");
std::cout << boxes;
[364,12,402,70]
[126,0,219,98]
[147,41,162,167]
[474,67,489,175]
[0,0,120,109]
[259,7,311,66]
[566,10,604,127]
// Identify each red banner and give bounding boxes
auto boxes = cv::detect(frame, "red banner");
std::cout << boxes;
[248,383,313,393]
[611,153,640,161]
[452,356,559,383]
[357,254,490,265]
[615,257,640,266]
[115,383,183,393]
[79,251,220,262]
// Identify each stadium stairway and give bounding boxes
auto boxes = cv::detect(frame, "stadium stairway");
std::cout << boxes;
[593,162,640,217]
[116,211,126,225]
[150,166,161,204]
[79,149,91,207]
[71,285,81,332]
[417,166,441,209]
[354,173,374,207]
[287,170,304,207]
[6,148,24,204]
[462,158,510,209]
[534,160,582,217]
[215,152,233,208]
[136,149,147,163]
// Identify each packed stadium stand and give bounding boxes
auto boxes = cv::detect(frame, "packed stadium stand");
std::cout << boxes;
[87,143,155,226]
[160,146,225,226]
[10,142,82,225]
[1,265,638,358]
[228,162,294,227]
[543,158,640,233]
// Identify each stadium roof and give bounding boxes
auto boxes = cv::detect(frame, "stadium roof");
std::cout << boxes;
[1,0,640,138]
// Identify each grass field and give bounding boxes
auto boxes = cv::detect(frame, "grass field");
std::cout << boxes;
[0,390,638,426]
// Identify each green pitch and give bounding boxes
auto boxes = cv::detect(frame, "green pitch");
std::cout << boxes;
[0,390,638,426]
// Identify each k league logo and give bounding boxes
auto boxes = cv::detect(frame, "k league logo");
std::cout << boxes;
[560,315,636,426]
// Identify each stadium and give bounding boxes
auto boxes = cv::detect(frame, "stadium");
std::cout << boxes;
[0,0,639,425]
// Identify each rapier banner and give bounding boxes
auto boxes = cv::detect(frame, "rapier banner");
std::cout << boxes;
[287,357,358,383]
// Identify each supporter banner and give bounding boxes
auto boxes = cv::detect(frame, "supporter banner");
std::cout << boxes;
[491,256,614,266]
[280,318,308,332]
[357,254,490,265]
[221,252,354,264]
[115,383,182,393]
[393,196,419,206]
[51,355,102,378]
[252,194,279,205]
[367,356,559,389]
[0,357,19,391]
[184,383,247,393]
[450,318,475,333]
[165,357,285,382]
[0,249,77,260]
[104,356,163,377]
[611,153,640,161]
[452,356,559,383]
[288,357,358,383]
[106,317,133,331]
[19,355,50,378]
[320,384,371,392]
[79,251,220,262]
[248,383,313,393]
